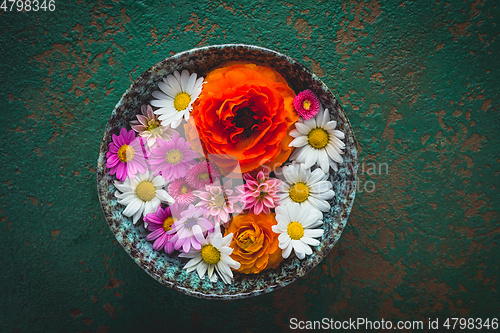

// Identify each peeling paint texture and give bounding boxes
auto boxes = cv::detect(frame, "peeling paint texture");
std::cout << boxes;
[0,0,498,332]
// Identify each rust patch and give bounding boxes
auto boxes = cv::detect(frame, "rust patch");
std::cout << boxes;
[29,196,38,206]
[302,56,325,77]
[481,99,491,111]
[293,18,312,39]
[83,317,94,326]
[460,133,486,152]
[70,308,82,318]
[103,303,116,319]
[51,230,61,241]
[106,276,123,289]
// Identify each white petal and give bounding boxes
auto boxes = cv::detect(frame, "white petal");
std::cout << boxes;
[304,229,324,238]
[167,72,182,93]
[318,149,330,173]
[294,122,311,135]
[158,79,178,98]
[122,198,142,217]
[180,69,190,91]
[289,136,308,148]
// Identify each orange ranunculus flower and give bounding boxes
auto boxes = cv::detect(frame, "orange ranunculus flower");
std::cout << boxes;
[224,213,283,274]
[190,63,298,175]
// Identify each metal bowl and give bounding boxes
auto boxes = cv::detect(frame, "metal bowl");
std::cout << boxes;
[97,44,358,299]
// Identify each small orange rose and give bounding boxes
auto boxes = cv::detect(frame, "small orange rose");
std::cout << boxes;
[190,63,298,175]
[224,213,283,274]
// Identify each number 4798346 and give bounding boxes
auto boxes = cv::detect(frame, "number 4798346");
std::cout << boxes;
[1,0,55,11]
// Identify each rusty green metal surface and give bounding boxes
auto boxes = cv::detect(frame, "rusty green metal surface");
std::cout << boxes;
[0,0,498,332]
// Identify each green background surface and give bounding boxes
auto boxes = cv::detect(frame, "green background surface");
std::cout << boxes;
[1,0,498,332]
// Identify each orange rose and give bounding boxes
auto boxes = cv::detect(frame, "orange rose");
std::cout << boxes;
[190,63,298,175]
[224,213,283,274]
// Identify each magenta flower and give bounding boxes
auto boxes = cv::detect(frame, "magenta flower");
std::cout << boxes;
[145,204,184,254]
[168,178,196,205]
[195,180,240,227]
[106,128,148,181]
[293,89,320,120]
[148,133,198,181]
[185,160,222,189]
[167,204,213,253]
[236,170,281,215]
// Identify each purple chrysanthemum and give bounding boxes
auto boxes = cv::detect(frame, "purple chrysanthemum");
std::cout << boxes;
[145,204,184,254]
[167,204,213,253]
[185,160,222,189]
[293,89,320,120]
[148,133,198,181]
[168,178,196,205]
[106,128,148,181]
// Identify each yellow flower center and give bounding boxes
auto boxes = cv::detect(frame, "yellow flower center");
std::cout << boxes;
[173,92,191,111]
[237,230,256,249]
[146,120,162,136]
[135,181,156,202]
[198,173,209,180]
[287,222,304,240]
[166,150,183,165]
[289,182,309,203]
[163,216,175,232]
[180,186,188,194]
[201,244,221,264]
[117,144,135,162]
[303,99,311,110]
[308,128,329,149]
[214,194,226,207]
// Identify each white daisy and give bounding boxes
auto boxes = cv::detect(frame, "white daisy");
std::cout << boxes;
[150,69,204,129]
[289,106,346,172]
[129,104,177,149]
[276,163,335,212]
[179,227,240,284]
[272,202,324,259]
[114,170,174,225]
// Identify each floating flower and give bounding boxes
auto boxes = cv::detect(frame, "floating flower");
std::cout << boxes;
[289,106,345,172]
[293,89,320,120]
[106,128,148,181]
[168,178,196,205]
[276,163,334,212]
[185,160,222,189]
[224,213,283,274]
[150,70,204,129]
[190,63,298,175]
[272,202,324,259]
[195,180,240,226]
[129,104,177,149]
[179,227,240,284]
[144,204,184,253]
[167,204,213,253]
[148,133,198,181]
[114,170,174,225]
[236,170,281,215]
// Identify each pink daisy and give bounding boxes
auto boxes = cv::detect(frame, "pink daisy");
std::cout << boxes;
[129,104,177,149]
[293,89,320,120]
[168,178,196,205]
[195,180,240,227]
[144,204,184,254]
[236,170,281,215]
[106,127,148,181]
[167,204,213,253]
[185,160,222,190]
[148,133,198,181]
